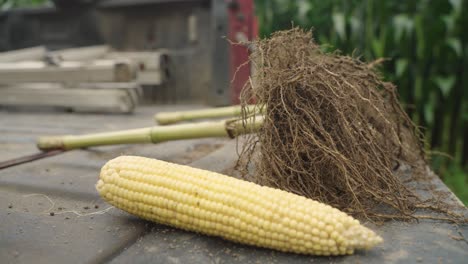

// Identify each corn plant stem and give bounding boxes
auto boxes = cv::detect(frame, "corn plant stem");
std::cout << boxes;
[154,105,260,125]
[37,118,263,151]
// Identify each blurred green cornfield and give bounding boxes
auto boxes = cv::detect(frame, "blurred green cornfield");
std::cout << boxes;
[255,0,468,204]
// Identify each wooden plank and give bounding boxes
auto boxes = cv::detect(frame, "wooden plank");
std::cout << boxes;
[136,70,166,85]
[0,60,135,83]
[106,51,166,70]
[74,83,140,109]
[1,82,141,111]
[0,85,136,113]
[0,46,46,62]
[72,82,139,89]
[106,51,168,85]
[1,82,140,90]
[49,45,110,61]
[72,82,142,107]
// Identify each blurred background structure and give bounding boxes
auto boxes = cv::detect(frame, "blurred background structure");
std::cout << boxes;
[0,0,257,106]
[0,0,466,203]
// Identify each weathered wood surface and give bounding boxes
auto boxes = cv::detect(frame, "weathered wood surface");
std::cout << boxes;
[105,51,169,85]
[105,52,166,70]
[49,45,110,61]
[0,106,467,264]
[0,83,139,113]
[0,60,135,83]
[0,46,46,63]
[0,46,169,112]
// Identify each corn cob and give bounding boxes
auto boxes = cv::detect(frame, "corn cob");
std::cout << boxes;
[96,156,383,255]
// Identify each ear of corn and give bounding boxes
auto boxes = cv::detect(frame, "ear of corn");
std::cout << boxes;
[96,156,382,255]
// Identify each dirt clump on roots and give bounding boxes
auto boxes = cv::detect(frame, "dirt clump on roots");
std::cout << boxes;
[237,28,430,220]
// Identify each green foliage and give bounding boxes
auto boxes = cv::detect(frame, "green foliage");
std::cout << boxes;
[255,0,468,204]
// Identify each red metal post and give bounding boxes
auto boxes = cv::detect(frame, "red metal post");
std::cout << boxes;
[226,0,258,104]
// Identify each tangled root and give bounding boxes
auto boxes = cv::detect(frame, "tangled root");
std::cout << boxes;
[237,28,427,219]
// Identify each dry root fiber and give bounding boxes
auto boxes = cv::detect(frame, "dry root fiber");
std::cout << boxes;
[238,28,427,219]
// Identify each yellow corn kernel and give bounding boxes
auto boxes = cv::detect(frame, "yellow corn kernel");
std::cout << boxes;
[96,156,383,255]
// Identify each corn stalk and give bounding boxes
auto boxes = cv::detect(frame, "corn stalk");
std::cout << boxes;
[154,105,261,125]
[37,117,263,151]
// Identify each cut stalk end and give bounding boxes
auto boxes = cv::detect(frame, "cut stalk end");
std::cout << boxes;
[154,112,184,125]
[37,136,67,150]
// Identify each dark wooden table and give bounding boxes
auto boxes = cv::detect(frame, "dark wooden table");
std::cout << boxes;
[1,106,467,264]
